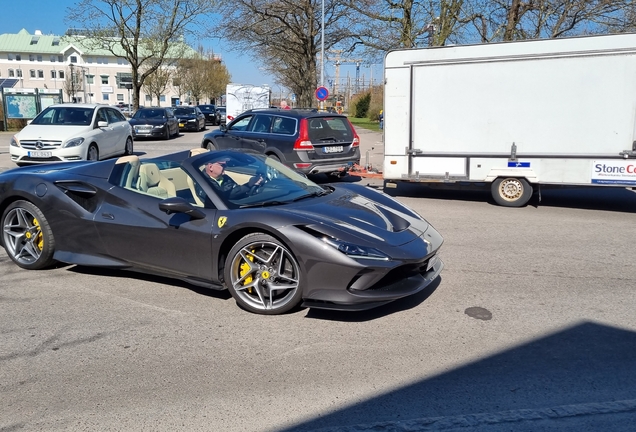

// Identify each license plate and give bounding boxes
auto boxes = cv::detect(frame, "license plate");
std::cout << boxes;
[179,123,184,127]
[28,151,52,158]
[323,145,343,154]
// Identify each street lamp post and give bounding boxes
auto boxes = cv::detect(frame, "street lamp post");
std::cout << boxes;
[320,0,325,111]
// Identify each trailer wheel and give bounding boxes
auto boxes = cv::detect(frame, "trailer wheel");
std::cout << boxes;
[491,177,533,207]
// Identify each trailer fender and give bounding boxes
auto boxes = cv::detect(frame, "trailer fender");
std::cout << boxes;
[484,168,538,183]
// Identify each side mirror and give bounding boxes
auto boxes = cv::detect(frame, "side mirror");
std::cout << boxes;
[97,120,108,128]
[159,197,205,219]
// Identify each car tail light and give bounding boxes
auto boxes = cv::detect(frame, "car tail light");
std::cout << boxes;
[347,119,360,147]
[227,115,234,121]
[294,163,311,169]
[293,119,314,150]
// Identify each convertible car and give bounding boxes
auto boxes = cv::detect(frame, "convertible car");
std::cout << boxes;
[0,149,444,315]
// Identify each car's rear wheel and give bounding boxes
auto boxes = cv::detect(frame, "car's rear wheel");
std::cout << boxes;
[205,141,217,151]
[491,177,533,207]
[225,233,303,315]
[124,137,133,155]
[87,144,99,161]
[1,200,56,270]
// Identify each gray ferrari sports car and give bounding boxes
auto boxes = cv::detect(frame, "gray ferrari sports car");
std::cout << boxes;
[0,148,444,315]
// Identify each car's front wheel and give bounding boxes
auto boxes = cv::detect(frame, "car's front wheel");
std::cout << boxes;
[224,233,303,315]
[1,200,56,270]
[124,137,134,155]
[87,144,99,161]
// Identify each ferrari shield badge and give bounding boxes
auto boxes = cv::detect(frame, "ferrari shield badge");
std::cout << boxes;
[217,216,227,228]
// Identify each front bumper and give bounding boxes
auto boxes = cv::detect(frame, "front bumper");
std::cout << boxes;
[132,126,166,138]
[179,121,199,131]
[10,146,87,164]
[301,255,444,311]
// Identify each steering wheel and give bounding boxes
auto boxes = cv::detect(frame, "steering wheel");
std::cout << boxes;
[248,174,266,196]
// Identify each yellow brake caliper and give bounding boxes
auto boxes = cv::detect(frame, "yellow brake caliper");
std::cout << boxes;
[239,250,255,293]
[27,218,44,251]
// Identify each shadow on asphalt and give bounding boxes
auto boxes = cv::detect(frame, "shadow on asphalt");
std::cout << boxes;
[385,181,636,213]
[280,321,636,431]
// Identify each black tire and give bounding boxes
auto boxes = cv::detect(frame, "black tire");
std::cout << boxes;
[491,177,533,207]
[164,126,170,140]
[205,141,217,151]
[224,233,303,315]
[87,144,99,161]
[124,137,134,155]
[267,154,281,163]
[1,200,56,270]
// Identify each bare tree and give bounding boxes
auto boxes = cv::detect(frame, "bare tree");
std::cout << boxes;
[216,0,351,108]
[142,65,173,106]
[66,0,216,109]
[173,48,231,105]
[345,0,469,51]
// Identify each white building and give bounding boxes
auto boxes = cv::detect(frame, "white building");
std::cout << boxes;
[0,28,189,106]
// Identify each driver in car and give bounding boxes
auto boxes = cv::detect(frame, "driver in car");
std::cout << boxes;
[205,157,264,200]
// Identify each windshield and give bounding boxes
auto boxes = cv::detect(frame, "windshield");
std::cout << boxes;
[31,106,94,126]
[195,151,328,209]
[174,108,196,116]
[132,109,165,120]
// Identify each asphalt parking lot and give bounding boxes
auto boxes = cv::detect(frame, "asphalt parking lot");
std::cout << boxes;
[1,127,636,431]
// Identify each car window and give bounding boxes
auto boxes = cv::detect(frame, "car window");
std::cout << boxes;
[229,115,253,131]
[307,117,353,141]
[249,115,273,133]
[272,117,296,135]
[95,108,108,124]
[106,108,124,123]
[31,107,95,126]
[174,108,196,116]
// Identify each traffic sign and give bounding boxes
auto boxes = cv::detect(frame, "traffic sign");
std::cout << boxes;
[315,86,329,101]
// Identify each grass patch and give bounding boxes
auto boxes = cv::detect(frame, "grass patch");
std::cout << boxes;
[347,116,381,132]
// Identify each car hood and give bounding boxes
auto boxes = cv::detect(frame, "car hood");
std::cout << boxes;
[284,188,429,247]
[16,125,90,142]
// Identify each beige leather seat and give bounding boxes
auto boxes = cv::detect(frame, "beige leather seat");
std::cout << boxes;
[116,155,140,189]
[138,163,176,198]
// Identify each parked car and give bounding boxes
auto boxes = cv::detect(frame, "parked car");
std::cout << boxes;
[128,107,179,140]
[9,103,133,165]
[174,106,206,132]
[197,104,217,125]
[0,148,444,315]
[200,108,361,177]
[215,106,226,125]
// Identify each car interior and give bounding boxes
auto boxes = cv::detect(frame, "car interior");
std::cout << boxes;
[113,150,252,208]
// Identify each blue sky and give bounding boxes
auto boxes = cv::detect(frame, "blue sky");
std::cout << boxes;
[1,1,383,95]
[0,0,277,86]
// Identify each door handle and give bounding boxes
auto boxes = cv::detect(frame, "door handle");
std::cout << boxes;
[101,213,115,220]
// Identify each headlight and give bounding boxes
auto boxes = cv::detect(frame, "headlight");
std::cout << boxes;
[322,237,389,261]
[63,137,85,148]
[188,119,196,123]
[153,125,165,129]
[10,136,20,147]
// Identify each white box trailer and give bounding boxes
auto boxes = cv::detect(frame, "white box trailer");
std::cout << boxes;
[383,33,636,206]
[225,84,271,122]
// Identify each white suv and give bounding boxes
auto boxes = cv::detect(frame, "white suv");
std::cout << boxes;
[10,103,134,166]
